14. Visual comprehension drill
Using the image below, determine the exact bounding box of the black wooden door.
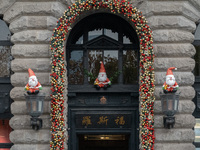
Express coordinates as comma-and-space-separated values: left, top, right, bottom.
68, 92, 139, 150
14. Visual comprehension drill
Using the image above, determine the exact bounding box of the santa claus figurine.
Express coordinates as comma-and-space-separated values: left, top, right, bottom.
25, 68, 42, 94
162, 67, 179, 94
94, 61, 111, 89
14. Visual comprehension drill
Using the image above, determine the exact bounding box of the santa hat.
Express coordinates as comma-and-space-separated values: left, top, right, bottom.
99, 61, 106, 73
28, 68, 36, 78
166, 67, 177, 76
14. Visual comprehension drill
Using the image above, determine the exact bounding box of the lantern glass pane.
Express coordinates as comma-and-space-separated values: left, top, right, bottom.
38, 101, 43, 112
27, 101, 31, 113
168, 99, 173, 111
174, 99, 178, 111
163, 100, 167, 111
32, 100, 37, 112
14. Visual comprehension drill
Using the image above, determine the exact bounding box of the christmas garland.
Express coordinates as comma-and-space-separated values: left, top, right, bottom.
50, 0, 155, 149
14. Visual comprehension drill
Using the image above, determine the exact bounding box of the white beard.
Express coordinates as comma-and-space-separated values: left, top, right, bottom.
166, 76, 175, 86
98, 73, 107, 82
166, 79, 175, 86
28, 76, 38, 88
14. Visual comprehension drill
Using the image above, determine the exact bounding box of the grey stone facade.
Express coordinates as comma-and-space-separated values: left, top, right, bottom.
0, 0, 200, 149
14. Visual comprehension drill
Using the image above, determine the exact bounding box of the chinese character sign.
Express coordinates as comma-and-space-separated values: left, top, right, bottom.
115, 116, 125, 125
82, 116, 92, 126
97, 116, 109, 125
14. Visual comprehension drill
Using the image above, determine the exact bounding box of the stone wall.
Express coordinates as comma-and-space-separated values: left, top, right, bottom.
1, 0, 67, 149
137, 0, 200, 149
0, 0, 200, 150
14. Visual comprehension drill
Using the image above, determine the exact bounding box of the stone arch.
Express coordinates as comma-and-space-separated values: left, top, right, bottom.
50, 0, 155, 149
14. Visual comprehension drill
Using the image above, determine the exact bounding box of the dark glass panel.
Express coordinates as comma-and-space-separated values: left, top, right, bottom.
0, 20, 11, 41
123, 35, 132, 44
76, 35, 83, 44
123, 50, 138, 84
69, 51, 84, 84
0, 46, 11, 77
104, 29, 118, 41
194, 46, 200, 76
88, 29, 103, 41
104, 50, 118, 84
88, 50, 103, 84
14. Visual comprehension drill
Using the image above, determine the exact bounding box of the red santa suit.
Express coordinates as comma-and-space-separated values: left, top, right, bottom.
94, 61, 111, 88
25, 68, 42, 94
162, 67, 179, 93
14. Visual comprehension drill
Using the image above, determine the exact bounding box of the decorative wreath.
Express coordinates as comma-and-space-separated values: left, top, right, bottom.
50, 0, 155, 149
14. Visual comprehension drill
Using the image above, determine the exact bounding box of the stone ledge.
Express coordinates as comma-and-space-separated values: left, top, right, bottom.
11, 72, 51, 87
11, 44, 51, 58
11, 58, 51, 72
155, 128, 195, 142
154, 114, 195, 128
155, 72, 194, 86
9, 115, 51, 129
154, 100, 195, 115
154, 143, 195, 150
155, 86, 195, 100
154, 57, 195, 72
148, 15, 196, 32
153, 29, 194, 43
153, 43, 196, 57
11, 30, 53, 44
10, 86, 52, 101
11, 144, 50, 150
11, 101, 51, 115
3, 1, 67, 23
10, 129, 50, 144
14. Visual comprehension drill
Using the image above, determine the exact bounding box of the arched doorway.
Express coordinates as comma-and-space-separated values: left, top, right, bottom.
50, 1, 155, 149
67, 13, 139, 150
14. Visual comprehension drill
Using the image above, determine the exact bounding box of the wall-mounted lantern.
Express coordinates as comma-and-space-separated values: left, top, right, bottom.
24, 68, 44, 130
25, 93, 45, 130
161, 67, 180, 129
160, 92, 180, 129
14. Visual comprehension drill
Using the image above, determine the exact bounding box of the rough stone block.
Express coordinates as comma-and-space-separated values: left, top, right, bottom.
154, 86, 195, 100
155, 129, 195, 142
3, 2, 23, 23
183, 1, 200, 22
0, 0, 16, 15
11, 30, 53, 44
154, 114, 195, 128
139, 1, 200, 22
10, 86, 52, 101
154, 143, 195, 150
11, 72, 51, 86
148, 16, 196, 32
4, 2, 67, 23
11, 58, 51, 72
11, 44, 51, 58
9, 115, 51, 129
154, 57, 195, 72
9, 16, 57, 33
11, 101, 51, 115
155, 72, 194, 86
153, 29, 194, 43
154, 100, 195, 115
153, 43, 196, 57
10, 129, 50, 144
